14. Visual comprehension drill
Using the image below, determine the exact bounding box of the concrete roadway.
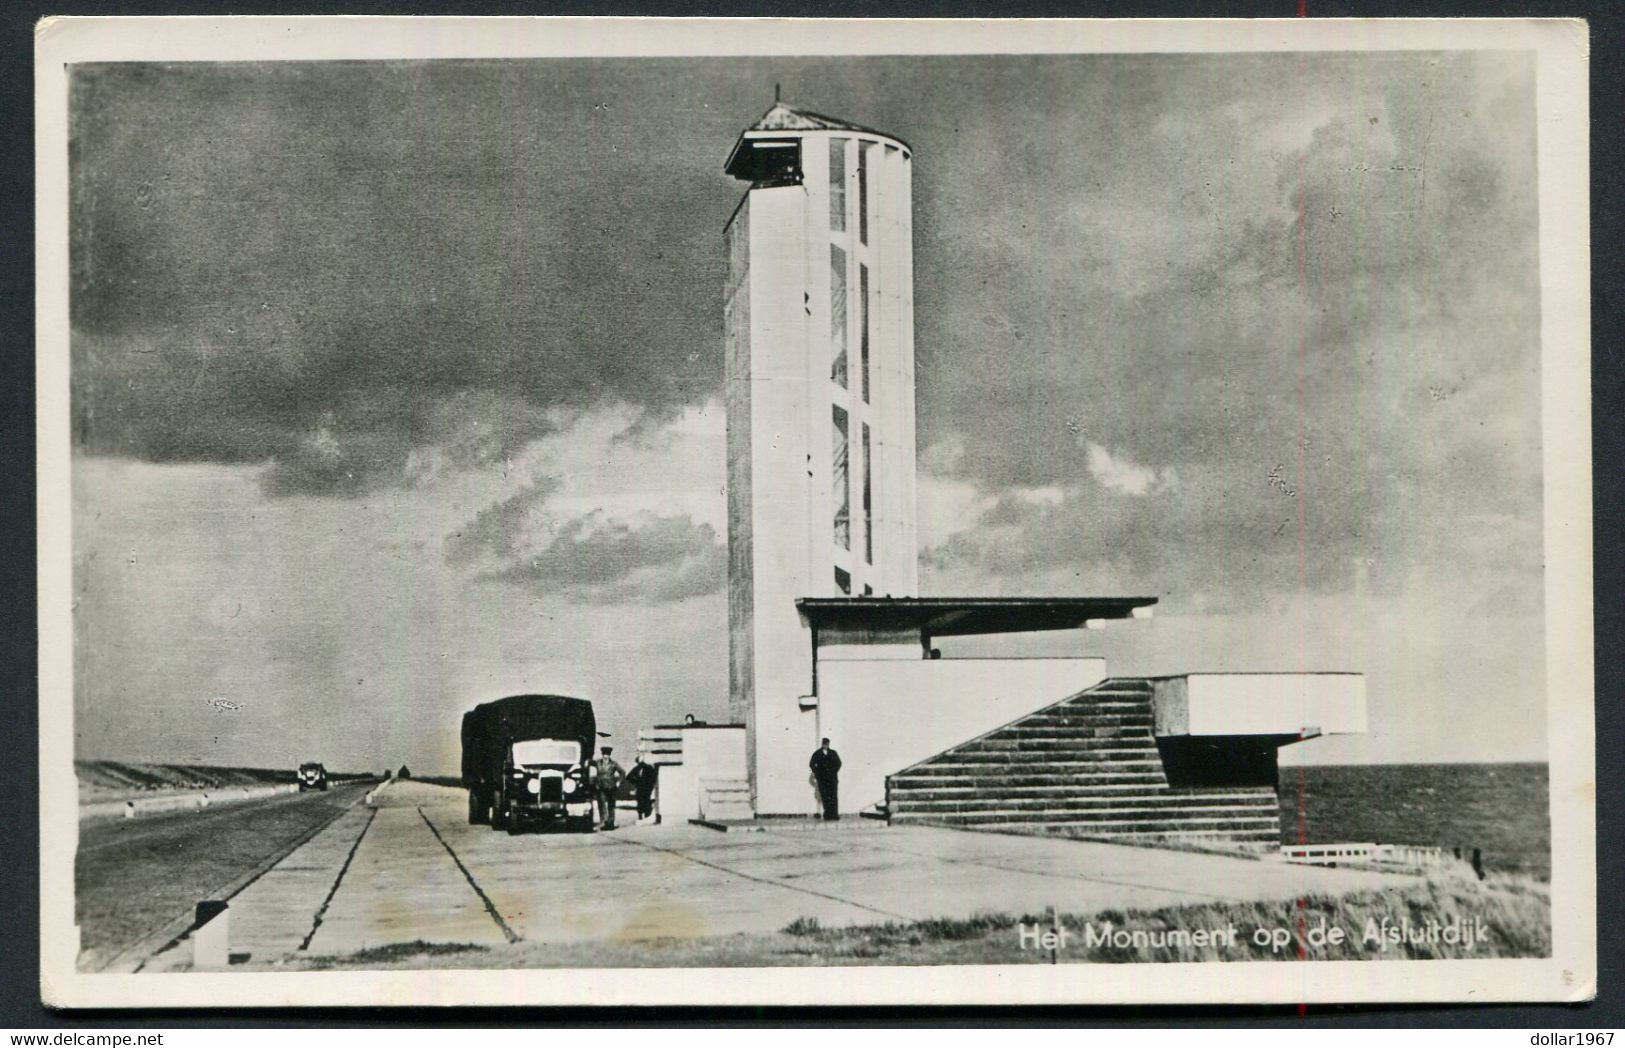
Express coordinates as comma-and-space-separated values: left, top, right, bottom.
76, 781, 372, 971
140, 781, 1410, 969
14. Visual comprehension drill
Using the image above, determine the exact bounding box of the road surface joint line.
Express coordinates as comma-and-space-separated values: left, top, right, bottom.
120, 788, 371, 974
848, 833, 1243, 903
298, 806, 378, 952
417, 806, 520, 943
604, 833, 911, 922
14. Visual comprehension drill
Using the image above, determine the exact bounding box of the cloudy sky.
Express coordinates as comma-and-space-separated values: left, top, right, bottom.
70, 52, 1544, 774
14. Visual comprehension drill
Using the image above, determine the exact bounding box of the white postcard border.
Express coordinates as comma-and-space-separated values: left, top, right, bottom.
35, 15, 1594, 1009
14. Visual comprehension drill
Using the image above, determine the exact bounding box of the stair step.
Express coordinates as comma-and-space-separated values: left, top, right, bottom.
884, 677, 1281, 848
985, 725, 1157, 737
955, 739, 1162, 754
949, 747, 1163, 762
962, 728, 1157, 742
931, 750, 1161, 764
890, 786, 1267, 802
891, 804, 1279, 821
895, 763, 1169, 776
701, 800, 755, 820
916, 750, 1170, 766
892, 805, 1278, 820
912, 764, 1168, 779
888, 789, 1278, 805
889, 791, 1278, 808
892, 783, 1191, 797
1012, 713, 1153, 725
895, 812, 1280, 830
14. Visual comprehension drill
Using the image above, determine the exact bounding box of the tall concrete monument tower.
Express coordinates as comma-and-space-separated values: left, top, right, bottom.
724, 103, 919, 813
716, 101, 1365, 827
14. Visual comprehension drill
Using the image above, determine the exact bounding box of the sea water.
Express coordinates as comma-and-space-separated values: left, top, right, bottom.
1276, 762, 1550, 880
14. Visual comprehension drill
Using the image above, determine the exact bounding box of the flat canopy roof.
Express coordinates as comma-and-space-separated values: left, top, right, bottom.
796, 596, 1158, 638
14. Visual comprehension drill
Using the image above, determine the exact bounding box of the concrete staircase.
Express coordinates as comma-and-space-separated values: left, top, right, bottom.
698, 778, 754, 822
885, 678, 1281, 847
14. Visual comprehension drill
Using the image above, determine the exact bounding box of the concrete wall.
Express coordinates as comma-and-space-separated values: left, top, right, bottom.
816, 624, 922, 661
725, 201, 754, 737
743, 184, 819, 815
1152, 673, 1367, 736
659, 726, 748, 823
815, 657, 1108, 812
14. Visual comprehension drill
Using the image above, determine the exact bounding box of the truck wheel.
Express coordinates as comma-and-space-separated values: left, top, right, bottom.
572, 816, 595, 834
506, 807, 523, 835
468, 790, 485, 825
489, 800, 505, 831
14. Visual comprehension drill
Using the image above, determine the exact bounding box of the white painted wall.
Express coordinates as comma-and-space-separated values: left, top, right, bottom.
1154, 674, 1367, 736
658, 726, 748, 822
813, 657, 1108, 812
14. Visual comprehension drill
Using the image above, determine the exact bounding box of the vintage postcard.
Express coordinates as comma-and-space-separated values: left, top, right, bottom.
35, 16, 1593, 1008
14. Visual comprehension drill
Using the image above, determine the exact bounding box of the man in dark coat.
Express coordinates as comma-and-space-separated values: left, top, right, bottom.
591, 746, 625, 829
809, 737, 842, 821
627, 755, 659, 821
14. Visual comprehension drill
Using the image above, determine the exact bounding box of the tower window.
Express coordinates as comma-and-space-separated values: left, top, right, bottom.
830, 245, 848, 388
858, 141, 873, 245
832, 406, 850, 550
862, 422, 873, 565
829, 138, 847, 232
859, 263, 870, 403
835, 567, 851, 595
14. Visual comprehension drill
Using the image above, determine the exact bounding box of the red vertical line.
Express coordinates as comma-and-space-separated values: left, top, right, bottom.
1294, 47, 1313, 967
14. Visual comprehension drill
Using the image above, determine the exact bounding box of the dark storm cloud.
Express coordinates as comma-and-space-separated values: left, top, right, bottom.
908, 51, 1542, 605
70, 60, 742, 495
481, 511, 725, 604
70, 52, 1542, 609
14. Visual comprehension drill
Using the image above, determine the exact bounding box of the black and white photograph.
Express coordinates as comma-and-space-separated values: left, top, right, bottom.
34, 17, 1594, 1008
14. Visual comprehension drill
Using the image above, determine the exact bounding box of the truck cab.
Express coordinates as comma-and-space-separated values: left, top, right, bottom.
497, 738, 594, 834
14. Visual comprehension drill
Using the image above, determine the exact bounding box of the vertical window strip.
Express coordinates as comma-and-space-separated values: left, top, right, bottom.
859, 264, 870, 403
832, 406, 850, 550
858, 141, 871, 244
862, 423, 873, 565
829, 138, 847, 232
830, 245, 848, 387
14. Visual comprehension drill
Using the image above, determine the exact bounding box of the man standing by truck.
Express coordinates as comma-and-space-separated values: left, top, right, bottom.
591, 746, 625, 830
627, 755, 659, 822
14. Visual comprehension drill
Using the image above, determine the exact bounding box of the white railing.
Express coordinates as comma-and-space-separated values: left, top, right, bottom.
1279, 842, 1455, 870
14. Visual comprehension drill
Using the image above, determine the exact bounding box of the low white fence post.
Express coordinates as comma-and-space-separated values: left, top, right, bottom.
192, 900, 230, 970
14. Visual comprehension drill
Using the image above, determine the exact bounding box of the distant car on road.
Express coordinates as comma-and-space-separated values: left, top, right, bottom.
297, 762, 329, 791
462, 694, 597, 834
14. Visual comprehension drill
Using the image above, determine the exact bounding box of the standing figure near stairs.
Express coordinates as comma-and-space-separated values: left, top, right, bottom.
809, 738, 842, 821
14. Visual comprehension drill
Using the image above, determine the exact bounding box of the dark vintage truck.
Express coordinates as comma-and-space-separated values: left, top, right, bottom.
461, 694, 597, 834
297, 762, 329, 791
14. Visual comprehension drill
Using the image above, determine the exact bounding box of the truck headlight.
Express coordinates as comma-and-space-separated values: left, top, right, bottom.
563, 778, 578, 796
525, 778, 541, 795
